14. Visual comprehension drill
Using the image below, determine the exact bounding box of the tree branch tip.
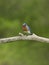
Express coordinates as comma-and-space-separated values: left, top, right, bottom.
19, 33, 24, 36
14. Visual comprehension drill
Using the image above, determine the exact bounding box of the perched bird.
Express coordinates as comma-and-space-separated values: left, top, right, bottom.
22, 23, 32, 35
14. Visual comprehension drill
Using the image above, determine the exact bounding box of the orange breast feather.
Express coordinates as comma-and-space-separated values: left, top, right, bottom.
22, 26, 27, 31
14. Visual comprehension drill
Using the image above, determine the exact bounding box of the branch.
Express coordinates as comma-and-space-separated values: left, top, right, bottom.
0, 33, 49, 43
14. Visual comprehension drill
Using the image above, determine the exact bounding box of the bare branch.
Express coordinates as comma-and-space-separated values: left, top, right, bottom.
0, 33, 49, 43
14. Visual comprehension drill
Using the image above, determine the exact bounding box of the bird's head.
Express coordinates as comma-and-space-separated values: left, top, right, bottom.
23, 23, 26, 27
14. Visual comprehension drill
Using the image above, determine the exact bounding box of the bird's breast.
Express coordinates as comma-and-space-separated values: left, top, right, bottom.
22, 27, 27, 31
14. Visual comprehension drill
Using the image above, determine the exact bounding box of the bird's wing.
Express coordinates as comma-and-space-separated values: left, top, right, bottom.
26, 25, 30, 31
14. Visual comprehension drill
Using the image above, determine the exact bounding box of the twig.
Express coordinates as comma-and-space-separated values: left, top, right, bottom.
0, 33, 49, 43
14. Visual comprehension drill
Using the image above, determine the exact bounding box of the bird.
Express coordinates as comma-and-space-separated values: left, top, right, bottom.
22, 23, 32, 35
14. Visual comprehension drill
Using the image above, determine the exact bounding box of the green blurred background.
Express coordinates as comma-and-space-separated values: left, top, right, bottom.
0, 0, 49, 65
